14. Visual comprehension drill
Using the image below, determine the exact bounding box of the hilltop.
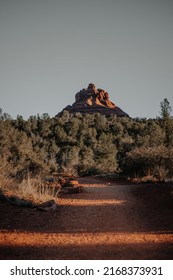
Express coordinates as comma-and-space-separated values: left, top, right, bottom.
58, 83, 129, 117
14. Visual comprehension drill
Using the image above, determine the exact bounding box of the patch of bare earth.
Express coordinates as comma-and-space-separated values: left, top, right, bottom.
0, 177, 173, 259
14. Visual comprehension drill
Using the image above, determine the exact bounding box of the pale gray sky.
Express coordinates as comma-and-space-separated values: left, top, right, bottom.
0, 0, 173, 119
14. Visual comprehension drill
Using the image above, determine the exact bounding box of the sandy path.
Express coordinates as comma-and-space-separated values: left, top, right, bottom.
0, 178, 173, 259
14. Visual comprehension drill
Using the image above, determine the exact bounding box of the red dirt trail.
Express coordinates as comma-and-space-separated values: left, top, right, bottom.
0, 177, 173, 259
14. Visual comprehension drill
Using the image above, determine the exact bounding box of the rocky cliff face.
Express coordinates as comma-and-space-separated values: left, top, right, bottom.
58, 83, 129, 117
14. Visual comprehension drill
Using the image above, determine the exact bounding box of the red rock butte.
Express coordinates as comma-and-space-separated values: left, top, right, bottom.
58, 83, 129, 117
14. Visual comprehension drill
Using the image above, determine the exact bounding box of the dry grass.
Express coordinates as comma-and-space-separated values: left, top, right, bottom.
0, 175, 61, 205
16, 177, 61, 203
0, 159, 14, 190
0, 174, 14, 190
128, 166, 169, 184
128, 175, 158, 184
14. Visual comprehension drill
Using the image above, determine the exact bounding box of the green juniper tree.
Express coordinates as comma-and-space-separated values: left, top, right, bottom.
160, 98, 173, 147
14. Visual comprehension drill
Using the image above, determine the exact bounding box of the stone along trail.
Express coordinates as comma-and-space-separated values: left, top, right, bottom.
0, 178, 173, 259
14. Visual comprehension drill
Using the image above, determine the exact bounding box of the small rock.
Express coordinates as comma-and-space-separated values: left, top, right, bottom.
37, 200, 57, 212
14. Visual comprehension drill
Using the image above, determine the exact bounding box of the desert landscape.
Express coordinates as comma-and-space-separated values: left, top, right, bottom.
1, 0, 173, 267
0, 85, 173, 260
0, 177, 173, 260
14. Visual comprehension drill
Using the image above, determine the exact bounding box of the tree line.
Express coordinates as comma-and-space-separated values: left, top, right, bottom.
0, 99, 173, 181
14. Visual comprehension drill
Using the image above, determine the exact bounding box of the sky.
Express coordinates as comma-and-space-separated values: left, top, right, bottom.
0, 0, 173, 119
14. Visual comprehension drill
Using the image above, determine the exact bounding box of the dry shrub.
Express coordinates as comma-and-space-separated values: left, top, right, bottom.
0, 156, 61, 204
0, 158, 14, 190
154, 166, 169, 182
16, 177, 61, 204
0, 173, 61, 204
125, 145, 172, 180
0, 174, 14, 190
128, 175, 158, 184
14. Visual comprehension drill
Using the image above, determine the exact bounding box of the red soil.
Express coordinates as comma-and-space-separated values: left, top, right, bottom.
0, 177, 173, 260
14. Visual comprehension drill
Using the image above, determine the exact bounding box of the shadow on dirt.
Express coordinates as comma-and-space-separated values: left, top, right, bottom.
0, 181, 173, 260
0, 242, 173, 260
0, 183, 173, 234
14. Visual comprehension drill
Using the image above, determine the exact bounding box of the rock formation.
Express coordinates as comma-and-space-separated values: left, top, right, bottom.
58, 83, 129, 117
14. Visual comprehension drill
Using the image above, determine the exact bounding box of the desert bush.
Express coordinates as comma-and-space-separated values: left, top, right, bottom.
125, 145, 171, 180
153, 166, 169, 181
0, 174, 61, 204
0, 174, 14, 190
0, 157, 14, 190
128, 175, 158, 184
16, 176, 61, 203
1, 105, 172, 179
